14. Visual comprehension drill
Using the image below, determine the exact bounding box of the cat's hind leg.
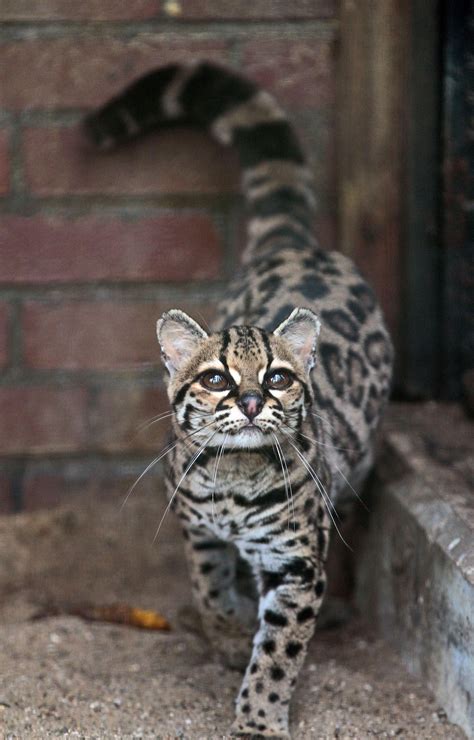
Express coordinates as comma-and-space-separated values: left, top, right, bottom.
183, 525, 258, 668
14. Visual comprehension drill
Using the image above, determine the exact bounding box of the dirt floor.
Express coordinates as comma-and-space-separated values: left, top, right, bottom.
0, 492, 466, 739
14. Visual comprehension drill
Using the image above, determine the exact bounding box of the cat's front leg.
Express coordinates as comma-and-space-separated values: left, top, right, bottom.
230, 548, 326, 739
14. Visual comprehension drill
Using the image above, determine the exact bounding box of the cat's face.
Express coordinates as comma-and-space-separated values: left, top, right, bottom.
156, 308, 320, 450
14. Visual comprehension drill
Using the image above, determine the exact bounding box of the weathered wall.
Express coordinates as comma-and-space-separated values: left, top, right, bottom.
0, 1, 338, 511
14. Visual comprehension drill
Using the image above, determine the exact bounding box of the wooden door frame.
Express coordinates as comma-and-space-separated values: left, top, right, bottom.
337, 0, 441, 398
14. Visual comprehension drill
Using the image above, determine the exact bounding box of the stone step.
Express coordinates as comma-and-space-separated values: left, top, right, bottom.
357, 403, 474, 738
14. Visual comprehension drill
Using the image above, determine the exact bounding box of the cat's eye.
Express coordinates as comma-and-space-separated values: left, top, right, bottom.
200, 370, 231, 392
264, 369, 293, 390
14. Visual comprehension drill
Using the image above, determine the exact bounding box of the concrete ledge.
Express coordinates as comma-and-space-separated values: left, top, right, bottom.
357, 403, 474, 737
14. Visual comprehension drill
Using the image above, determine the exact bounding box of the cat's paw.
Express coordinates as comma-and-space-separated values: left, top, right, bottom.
214, 634, 253, 671
230, 720, 291, 739
177, 604, 206, 636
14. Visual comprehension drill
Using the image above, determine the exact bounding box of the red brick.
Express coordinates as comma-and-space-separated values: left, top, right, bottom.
22, 468, 160, 511
0, 214, 223, 284
0, 0, 160, 21
24, 127, 239, 196
0, 38, 226, 110
242, 38, 335, 109
23, 475, 74, 511
91, 385, 170, 453
163, 0, 336, 19
23, 300, 216, 371
0, 474, 13, 514
0, 388, 88, 454
0, 303, 9, 368
0, 130, 10, 195
22, 472, 124, 511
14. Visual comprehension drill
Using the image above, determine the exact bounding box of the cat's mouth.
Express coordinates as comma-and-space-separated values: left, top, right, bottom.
228, 425, 263, 438
227, 425, 267, 449
209, 421, 276, 449
237, 420, 269, 435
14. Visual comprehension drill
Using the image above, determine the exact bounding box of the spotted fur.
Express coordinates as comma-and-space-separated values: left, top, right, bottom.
84, 62, 393, 739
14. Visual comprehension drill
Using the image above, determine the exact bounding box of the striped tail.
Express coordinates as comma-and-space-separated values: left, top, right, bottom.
83, 61, 316, 261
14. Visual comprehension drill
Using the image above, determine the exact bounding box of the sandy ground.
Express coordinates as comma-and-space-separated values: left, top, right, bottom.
0, 492, 466, 739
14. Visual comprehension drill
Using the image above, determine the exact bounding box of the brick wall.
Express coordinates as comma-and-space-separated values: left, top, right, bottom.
0, 1, 338, 512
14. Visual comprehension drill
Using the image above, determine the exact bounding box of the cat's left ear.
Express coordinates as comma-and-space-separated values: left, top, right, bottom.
274, 307, 321, 372
156, 309, 208, 377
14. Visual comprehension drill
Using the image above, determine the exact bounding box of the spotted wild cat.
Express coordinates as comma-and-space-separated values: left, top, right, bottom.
83, 62, 393, 739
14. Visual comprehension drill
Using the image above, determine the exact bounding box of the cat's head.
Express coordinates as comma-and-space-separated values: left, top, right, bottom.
156, 308, 320, 449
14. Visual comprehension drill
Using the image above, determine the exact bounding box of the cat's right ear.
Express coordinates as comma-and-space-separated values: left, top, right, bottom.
274, 307, 321, 372
156, 309, 208, 377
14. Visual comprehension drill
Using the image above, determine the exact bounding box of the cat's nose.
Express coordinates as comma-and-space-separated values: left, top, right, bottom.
237, 391, 264, 421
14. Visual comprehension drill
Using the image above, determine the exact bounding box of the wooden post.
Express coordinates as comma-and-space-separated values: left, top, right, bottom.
338, 0, 441, 397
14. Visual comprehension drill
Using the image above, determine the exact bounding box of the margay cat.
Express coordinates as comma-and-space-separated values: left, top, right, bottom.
84, 62, 393, 739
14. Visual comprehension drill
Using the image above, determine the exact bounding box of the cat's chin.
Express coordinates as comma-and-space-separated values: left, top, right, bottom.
212, 427, 270, 450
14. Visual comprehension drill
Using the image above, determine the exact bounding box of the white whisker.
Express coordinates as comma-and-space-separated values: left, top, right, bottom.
281, 431, 352, 551
120, 441, 178, 512
122, 420, 217, 510
137, 408, 213, 434
152, 429, 219, 543
283, 424, 367, 510
136, 410, 175, 433
281, 429, 338, 520
283, 423, 355, 454
271, 435, 290, 530
310, 410, 336, 432
211, 433, 228, 525
271, 432, 295, 531
332, 460, 369, 512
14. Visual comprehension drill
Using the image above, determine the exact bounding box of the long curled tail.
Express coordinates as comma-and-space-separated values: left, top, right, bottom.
83, 61, 316, 261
